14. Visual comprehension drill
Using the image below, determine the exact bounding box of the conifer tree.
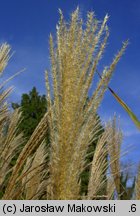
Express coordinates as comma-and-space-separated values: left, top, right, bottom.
12, 87, 47, 138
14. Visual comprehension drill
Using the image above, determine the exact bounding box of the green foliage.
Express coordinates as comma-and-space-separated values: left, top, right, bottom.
12, 87, 47, 138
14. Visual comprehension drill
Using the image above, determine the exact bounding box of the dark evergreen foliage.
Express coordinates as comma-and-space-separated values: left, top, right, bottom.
12, 87, 47, 138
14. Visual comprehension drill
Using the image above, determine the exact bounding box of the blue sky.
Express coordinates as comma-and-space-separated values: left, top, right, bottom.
1, 0, 140, 167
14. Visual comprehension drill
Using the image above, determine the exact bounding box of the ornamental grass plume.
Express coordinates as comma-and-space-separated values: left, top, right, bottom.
0, 44, 24, 197
45, 8, 128, 199
107, 116, 122, 198
22, 141, 48, 200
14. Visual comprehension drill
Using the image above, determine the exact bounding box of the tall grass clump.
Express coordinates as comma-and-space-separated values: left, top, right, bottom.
1, 8, 139, 200
0, 44, 49, 199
